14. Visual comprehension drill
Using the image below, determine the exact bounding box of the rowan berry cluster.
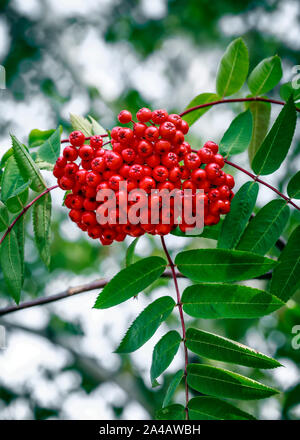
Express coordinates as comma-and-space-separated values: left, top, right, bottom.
53, 108, 235, 245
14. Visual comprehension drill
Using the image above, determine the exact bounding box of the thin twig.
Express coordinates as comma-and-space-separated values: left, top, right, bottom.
161, 236, 189, 420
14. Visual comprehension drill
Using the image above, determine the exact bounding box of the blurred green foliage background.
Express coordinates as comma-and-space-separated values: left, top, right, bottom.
0, 0, 299, 420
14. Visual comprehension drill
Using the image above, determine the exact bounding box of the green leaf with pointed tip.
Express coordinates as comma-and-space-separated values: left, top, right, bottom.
0, 201, 9, 231
0, 230, 22, 304
219, 110, 253, 157
88, 115, 107, 136
188, 397, 256, 420
150, 331, 181, 386
182, 283, 284, 319
94, 256, 167, 309
248, 56, 282, 96
70, 114, 93, 136
29, 128, 56, 148
280, 82, 300, 102
156, 404, 185, 420
186, 328, 281, 369
32, 192, 52, 268
247, 100, 271, 164
287, 171, 300, 199
1, 156, 30, 213
38, 127, 61, 165
125, 237, 140, 267
218, 181, 259, 249
187, 364, 279, 400
270, 225, 300, 302
237, 200, 290, 255
175, 249, 276, 282
182, 93, 219, 126
115, 296, 175, 353
252, 97, 296, 175
11, 135, 46, 192
163, 369, 184, 408
0, 148, 13, 168
216, 38, 249, 97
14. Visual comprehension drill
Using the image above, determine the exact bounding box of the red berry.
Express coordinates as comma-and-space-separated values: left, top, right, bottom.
118, 110, 132, 124
86, 171, 101, 187
122, 148, 136, 163
154, 139, 171, 154
90, 135, 104, 149
59, 176, 75, 190
159, 121, 176, 139
108, 174, 123, 191
75, 170, 87, 184
152, 166, 168, 182
198, 147, 214, 164
167, 114, 182, 128
191, 169, 206, 185
161, 152, 178, 168
168, 166, 182, 182
69, 131, 85, 147
225, 174, 235, 189
214, 154, 225, 168
56, 156, 67, 168
69, 209, 82, 223
136, 107, 152, 123
139, 176, 156, 193
91, 157, 106, 173
63, 146, 78, 161
179, 120, 189, 135
53, 165, 64, 178
219, 185, 230, 200
184, 152, 201, 170
129, 164, 144, 180
137, 140, 153, 157
146, 154, 161, 168
203, 141, 218, 154
152, 109, 168, 124
82, 211, 97, 227
205, 163, 221, 181
173, 130, 184, 145
79, 145, 94, 160
64, 163, 79, 177
133, 122, 147, 138
145, 126, 159, 142
105, 151, 123, 170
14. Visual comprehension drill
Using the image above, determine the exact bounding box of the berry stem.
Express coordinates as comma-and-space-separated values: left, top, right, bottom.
179, 96, 300, 117
160, 236, 189, 420
0, 185, 59, 246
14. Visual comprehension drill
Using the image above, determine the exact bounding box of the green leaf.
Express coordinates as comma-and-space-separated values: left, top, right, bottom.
32, 192, 52, 267
188, 396, 256, 420
0, 229, 22, 303
218, 182, 259, 249
115, 296, 175, 353
270, 225, 300, 302
29, 128, 56, 148
1, 156, 30, 213
186, 328, 281, 369
16, 214, 25, 285
187, 364, 279, 400
248, 56, 282, 96
280, 82, 300, 102
219, 110, 253, 157
94, 256, 167, 309
182, 93, 219, 126
182, 283, 284, 319
0, 148, 13, 168
163, 369, 184, 408
171, 222, 222, 240
247, 100, 271, 164
11, 135, 46, 192
70, 114, 93, 136
38, 127, 61, 165
287, 171, 300, 199
125, 237, 140, 267
88, 116, 107, 136
0, 201, 9, 231
237, 200, 290, 255
252, 97, 296, 175
150, 331, 181, 386
216, 38, 249, 97
175, 249, 276, 282
156, 404, 185, 420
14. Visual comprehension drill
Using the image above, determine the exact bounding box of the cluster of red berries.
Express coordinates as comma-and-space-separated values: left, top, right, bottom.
53, 108, 235, 245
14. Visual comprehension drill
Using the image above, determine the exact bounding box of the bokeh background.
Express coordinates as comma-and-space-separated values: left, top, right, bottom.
0, 0, 300, 420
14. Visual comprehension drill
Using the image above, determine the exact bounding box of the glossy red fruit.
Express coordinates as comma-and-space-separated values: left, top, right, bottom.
122, 148, 136, 163
139, 176, 156, 193
184, 152, 201, 170
152, 109, 168, 124
133, 122, 147, 138
128, 164, 144, 180
161, 152, 178, 169
136, 107, 152, 122
203, 141, 218, 154
105, 151, 123, 170
79, 145, 94, 160
152, 166, 168, 182
118, 110, 132, 124
198, 147, 214, 164
59, 176, 75, 190
63, 146, 78, 161
205, 163, 221, 181
69, 131, 85, 147
225, 173, 235, 189
90, 135, 104, 149
137, 140, 153, 157
191, 169, 206, 185
214, 153, 225, 168
159, 121, 176, 139
86, 171, 101, 187
145, 126, 159, 142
